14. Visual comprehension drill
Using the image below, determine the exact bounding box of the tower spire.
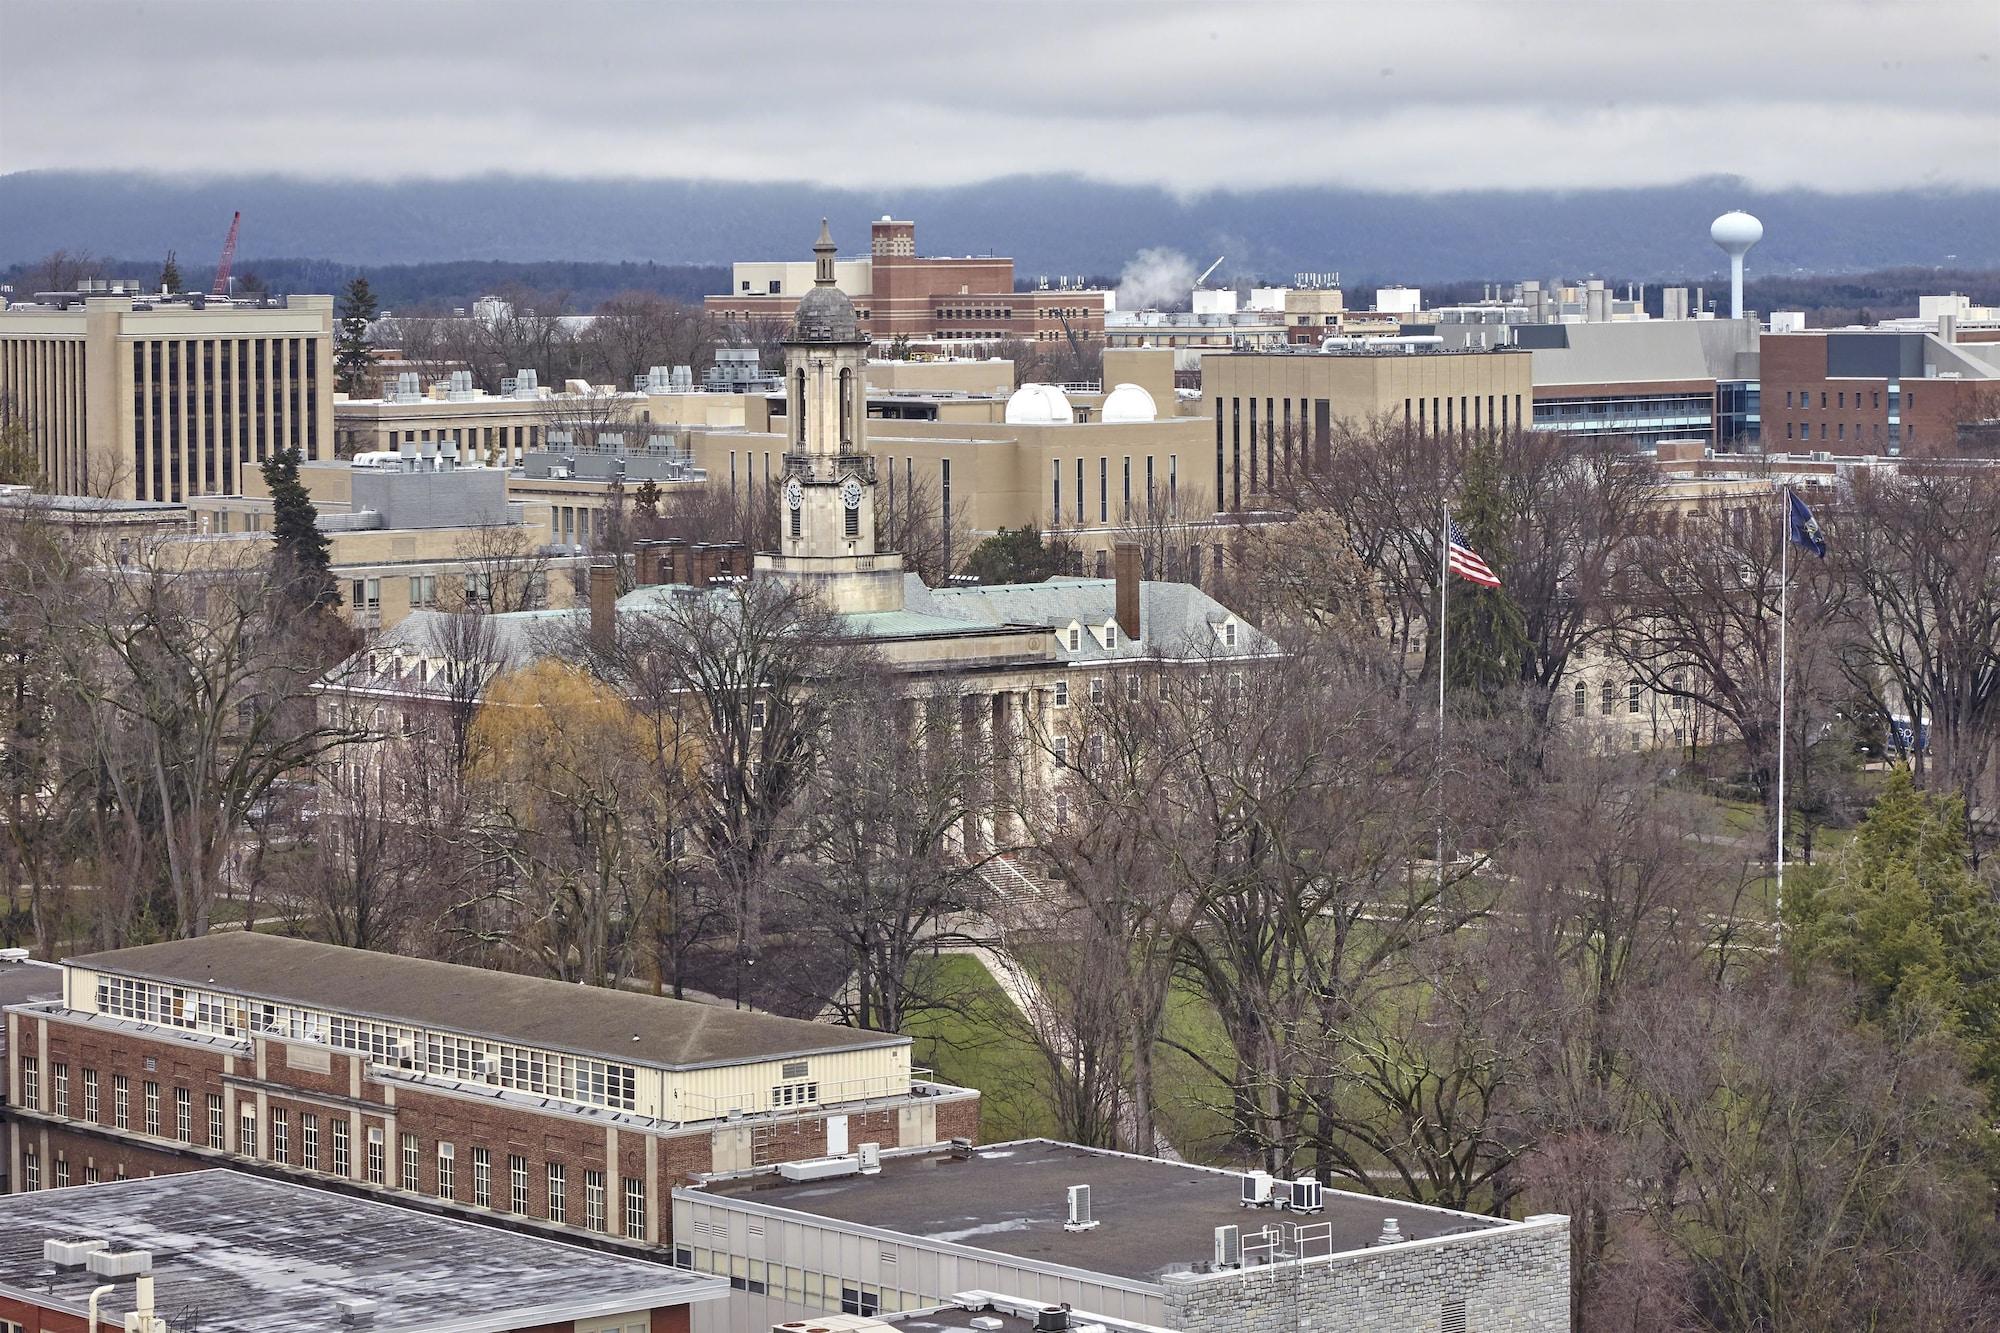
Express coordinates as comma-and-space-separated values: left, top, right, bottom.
814, 218, 836, 287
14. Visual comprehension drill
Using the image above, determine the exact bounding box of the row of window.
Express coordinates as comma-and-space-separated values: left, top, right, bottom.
677, 1246, 893, 1317
92, 974, 640, 1110
24, 1056, 200, 1143
1049, 454, 1181, 527
1569, 677, 1693, 718
1784, 420, 1890, 445
1783, 388, 1886, 411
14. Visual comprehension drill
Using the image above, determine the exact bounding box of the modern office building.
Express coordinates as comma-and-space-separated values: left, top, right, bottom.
1519, 317, 1763, 452
675, 1138, 1569, 1333
0, 1169, 726, 1333
706, 219, 1106, 350
3, 933, 979, 1262
0, 286, 334, 501
1761, 327, 2000, 455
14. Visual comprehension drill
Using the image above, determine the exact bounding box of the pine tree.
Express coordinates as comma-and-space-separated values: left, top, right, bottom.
159, 251, 182, 295
334, 277, 379, 396
261, 448, 337, 610
1443, 443, 1528, 702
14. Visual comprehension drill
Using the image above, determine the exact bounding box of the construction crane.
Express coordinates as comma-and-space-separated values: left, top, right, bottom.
1196, 255, 1226, 287
210, 211, 241, 296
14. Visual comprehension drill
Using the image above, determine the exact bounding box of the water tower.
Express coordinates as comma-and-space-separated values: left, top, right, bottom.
1710, 211, 1763, 320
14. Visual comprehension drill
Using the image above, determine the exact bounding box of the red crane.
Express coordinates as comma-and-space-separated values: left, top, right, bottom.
210, 211, 241, 296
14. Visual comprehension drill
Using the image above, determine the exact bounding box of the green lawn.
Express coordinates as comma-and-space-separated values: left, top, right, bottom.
902, 953, 1062, 1141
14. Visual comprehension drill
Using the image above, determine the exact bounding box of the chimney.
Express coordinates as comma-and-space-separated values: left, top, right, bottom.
662, 538, 692, 586
691, 544, 718, 587
1114, 542, 1141, 642
632, 541, 661, 586
589, 562, 617, 649
1939, 313, 1958, 344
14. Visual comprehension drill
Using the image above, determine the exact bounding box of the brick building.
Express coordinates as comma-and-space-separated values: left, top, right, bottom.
705, 219, 1106, 350
1761, 329, 2000, 455
3, 934, 978, 1262
0, 1168, 726, 1333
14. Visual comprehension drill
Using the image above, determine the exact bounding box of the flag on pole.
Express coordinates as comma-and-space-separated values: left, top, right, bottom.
1446, 519, 1502, 588
1787, 491, 1826, 558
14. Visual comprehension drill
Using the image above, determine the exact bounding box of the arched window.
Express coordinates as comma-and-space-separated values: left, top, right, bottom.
839, 367, 854, 451
1572, 680, 1586, 717
794, 369, 806, 446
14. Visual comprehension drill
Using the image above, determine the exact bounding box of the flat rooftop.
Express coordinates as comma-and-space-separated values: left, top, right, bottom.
0, 1169, 724, 1333
65, 933, 904, 1071
695, 1140, 1504, 1285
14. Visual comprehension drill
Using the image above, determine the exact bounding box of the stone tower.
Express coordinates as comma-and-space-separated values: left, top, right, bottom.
754, 221, 907, 613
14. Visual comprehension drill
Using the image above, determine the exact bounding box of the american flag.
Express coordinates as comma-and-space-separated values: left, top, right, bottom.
1447, 519, 1501, 588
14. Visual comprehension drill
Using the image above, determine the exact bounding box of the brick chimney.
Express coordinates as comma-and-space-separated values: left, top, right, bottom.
589, 562, 617, 649
662, 538, 692, 586
632, 541, 663, 587
1114, 541, 1141, 642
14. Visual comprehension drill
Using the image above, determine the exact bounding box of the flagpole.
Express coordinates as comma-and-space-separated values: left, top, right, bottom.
1437, 497, 1448, 890
1776, 486, 1789, 944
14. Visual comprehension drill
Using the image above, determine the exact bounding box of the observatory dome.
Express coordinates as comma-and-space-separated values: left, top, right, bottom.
1100, 382, 1157, 423
1710, 211, 1764, 254
1004, 383, 1075, 425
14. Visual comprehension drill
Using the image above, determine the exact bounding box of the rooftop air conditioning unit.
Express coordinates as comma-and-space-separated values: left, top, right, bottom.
1064, 1183, 1098, 1232
1288, 1176, 1323, 1213
86, 1248, 152, 1278
858, 1142, 882, 1174
1240, 1170, 1276, 1207
1213, 1223, 1242, 1268
43, 1239, 108, 1267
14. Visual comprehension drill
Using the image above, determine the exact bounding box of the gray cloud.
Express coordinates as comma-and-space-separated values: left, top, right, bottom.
3, 0, 1995, 192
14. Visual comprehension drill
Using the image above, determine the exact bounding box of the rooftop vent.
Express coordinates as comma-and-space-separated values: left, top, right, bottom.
1287, 1176, 1323, 1214
336, 1296, 377, 1326
1036, 1309, 1069, 1333
1213, 1223, 1242, 1269
971, 1320, 1006, 1332
42, 1238, 107, 1267
1375, 1217, 1404, 1247
1064, 1183, 1097, 1232
86, 1248, 152, 1278
777, 1155, 860, 1183
1240, 1170, 1276, 1206
858, 1142, 882, 1174
0, 947, 30, 963
949, 1137, 974, 1160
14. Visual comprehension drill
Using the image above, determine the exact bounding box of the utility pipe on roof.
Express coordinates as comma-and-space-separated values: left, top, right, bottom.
89, 1283, 114, 1333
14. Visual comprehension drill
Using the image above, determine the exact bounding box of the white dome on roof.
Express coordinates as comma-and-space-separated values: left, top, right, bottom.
1005, 383, 1075, 425
1101, 382, 1157, 423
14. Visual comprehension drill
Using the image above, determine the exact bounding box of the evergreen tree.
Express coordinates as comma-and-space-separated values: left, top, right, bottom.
261, 447, 338, 610
334, 277, 379, 396
1442, 444, 1528, 702
962, 525, 1079, 585
1787, 771, 2000, 1107
159, 251, 182, 295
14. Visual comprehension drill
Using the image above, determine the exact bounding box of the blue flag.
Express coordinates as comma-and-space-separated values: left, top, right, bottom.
1788, 491, 1826, 559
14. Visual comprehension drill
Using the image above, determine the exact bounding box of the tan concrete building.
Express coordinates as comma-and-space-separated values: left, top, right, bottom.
1201, 347, 1534, 509
166, 453, 582, 631
0, 288, 334, 501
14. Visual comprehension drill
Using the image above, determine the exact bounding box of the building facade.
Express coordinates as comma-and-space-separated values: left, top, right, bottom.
1761, 328, 2000, 455
3, 934, 979, 1262
706, 219, 1106, 350
1200, 347, 1535, 510
0, 290, 334, 501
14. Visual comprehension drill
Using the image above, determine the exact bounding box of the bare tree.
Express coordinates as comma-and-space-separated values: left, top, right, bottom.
450, 525, 550, 613
576, 293, 722, 388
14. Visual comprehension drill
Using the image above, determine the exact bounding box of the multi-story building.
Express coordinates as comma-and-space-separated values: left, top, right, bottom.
1761, 327, 2000, 455
3, 933, 979, 1262
163, 450, 585, 630
706, 219, 1106, 350
675, 1138, 1569, 1333
1518, 317, 1763, 452
1200, 346, 1535, 510
0, 1169, 726, 1333
0, 285, 334, 501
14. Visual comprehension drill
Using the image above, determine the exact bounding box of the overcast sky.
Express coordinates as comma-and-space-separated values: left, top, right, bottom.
3, 0, 1995, 194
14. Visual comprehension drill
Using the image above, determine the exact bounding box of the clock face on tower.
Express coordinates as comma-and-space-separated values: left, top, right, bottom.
839, 476, 864, 510
784, 477, 803, 511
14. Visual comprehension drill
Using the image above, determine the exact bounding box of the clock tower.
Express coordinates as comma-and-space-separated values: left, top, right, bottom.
754, 221, 907, 613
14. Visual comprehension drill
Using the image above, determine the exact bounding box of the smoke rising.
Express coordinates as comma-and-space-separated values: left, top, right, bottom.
1116, 247, 1196, 311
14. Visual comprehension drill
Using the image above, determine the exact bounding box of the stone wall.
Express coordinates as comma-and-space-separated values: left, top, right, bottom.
1161, 1216, 1569, 1333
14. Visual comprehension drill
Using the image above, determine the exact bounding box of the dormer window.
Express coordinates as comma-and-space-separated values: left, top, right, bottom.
1066, 624, 1082, 652
1223, 621, 1238, 649
1102, 620, 1119, 649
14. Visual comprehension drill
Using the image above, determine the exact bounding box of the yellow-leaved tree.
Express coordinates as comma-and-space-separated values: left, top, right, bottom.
468, 660, 667, 987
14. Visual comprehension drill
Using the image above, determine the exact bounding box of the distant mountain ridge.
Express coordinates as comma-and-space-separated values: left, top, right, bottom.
4, 171, 1997, 283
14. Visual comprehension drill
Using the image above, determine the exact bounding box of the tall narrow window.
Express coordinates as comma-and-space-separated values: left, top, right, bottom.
301, 1112, 319, 1169
144, 1081, 160, 1136
510, 1155, 530, 1214
473, 1147, 491, 1207
52, 1063, 67, 1117
839, 367, 853, 451
585, 1170, 607, 1232
547, 1162, 567, 1223
401, 1133, 419, 1190
241, 1106, 258, 1158
332, 1119, 351, 1176
366, 1128, 384, 1185
271, 1108, 290, 1163
205, 1093, 222, 1147
794, 370, 806, 445
437, 1143, 456, 1199
624, 1177, 646, 1238
83, 1070, 99, 1123
174, 1087, 191, 1142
